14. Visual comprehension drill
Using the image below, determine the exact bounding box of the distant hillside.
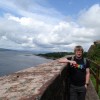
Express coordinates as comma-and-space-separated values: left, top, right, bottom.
0, 48, 14, 51
0, 48, 25, 53
88, 40, 100, 64
0, 48, 31, 54
37, 52, 74, 60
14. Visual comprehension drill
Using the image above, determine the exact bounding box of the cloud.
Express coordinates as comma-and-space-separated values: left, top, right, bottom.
0, 1, 100, 52
79, 4, 100, 28
78, 4, 100, 41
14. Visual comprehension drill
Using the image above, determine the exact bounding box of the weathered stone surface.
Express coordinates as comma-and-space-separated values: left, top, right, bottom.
0, 60, 67, 100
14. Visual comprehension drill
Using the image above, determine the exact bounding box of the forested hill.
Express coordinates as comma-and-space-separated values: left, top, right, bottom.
36, 52, 74, 60
0, 48, 14, 51
87, 40, 100, 64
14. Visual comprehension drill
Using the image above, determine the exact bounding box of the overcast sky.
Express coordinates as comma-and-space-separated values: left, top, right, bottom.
0, 0, 100, 52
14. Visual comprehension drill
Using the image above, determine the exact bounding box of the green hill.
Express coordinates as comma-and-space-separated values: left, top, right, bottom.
87, 41, 100, 64
36, 52, 74, 60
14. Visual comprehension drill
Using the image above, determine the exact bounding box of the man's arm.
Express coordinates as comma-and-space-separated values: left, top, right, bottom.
58, 58, 69, 63
58, 58, 76, 65
85, 68, 90, 88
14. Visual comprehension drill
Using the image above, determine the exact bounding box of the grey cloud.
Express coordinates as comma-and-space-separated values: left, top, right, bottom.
13, 0, 33, 8
50, 41, 71, 46
33, 39, 54, 48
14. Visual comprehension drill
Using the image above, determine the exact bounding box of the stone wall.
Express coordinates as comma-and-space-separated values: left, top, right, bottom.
40, 65, 69, 100
0, 60, 69, 100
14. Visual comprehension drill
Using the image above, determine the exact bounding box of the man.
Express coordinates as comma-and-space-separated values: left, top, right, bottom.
59, 45, 90, 100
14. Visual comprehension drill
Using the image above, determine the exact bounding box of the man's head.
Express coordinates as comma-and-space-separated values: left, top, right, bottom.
74, 45, 84, 58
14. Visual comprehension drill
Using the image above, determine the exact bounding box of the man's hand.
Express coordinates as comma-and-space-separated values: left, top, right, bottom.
85, 84, 88, 89
69, 61, 77, 65
58, 58, 77, 65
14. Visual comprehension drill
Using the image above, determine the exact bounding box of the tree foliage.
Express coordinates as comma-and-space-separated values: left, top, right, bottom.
88, 44, 100, 64
36, 52, 74, 59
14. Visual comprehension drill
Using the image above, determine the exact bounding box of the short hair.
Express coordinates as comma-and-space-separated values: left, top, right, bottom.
74, 45, 84, 53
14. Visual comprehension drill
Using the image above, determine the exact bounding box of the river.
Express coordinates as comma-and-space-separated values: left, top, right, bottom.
0, 51, 52, 76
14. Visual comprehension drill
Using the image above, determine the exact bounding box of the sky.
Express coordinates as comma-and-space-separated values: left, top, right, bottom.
0, 0, 100, 53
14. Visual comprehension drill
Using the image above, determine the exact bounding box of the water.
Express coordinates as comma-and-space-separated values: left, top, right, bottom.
0, 51, 52, 76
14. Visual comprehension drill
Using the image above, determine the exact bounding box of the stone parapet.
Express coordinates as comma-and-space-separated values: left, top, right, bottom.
0, 60, 68, 100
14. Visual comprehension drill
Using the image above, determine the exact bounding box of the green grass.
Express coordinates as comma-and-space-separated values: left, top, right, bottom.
88, 43, 100, 97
